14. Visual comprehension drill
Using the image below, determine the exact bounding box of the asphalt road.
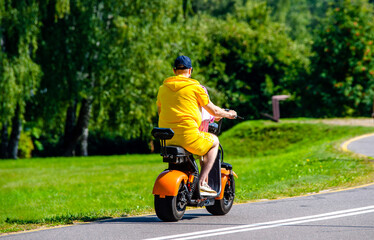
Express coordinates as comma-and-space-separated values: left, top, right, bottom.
2, 134, 374, 240
2, 184, 374, 240
347, 134, 374, 158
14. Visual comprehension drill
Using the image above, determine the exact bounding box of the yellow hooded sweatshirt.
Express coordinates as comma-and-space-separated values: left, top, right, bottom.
157, 75, 209, 135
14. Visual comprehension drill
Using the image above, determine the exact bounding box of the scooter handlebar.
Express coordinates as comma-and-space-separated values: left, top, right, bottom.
224, 109, 244, 120
209, 109, 244, 135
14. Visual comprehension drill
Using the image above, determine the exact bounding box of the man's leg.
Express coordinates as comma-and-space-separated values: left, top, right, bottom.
199, 134, 219, 186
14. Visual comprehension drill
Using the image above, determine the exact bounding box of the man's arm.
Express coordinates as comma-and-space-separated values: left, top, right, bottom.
203, 101, 237, 119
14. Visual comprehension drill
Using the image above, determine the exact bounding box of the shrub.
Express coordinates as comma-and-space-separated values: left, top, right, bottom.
305, 0, 374, 117
18, 132, 34, 159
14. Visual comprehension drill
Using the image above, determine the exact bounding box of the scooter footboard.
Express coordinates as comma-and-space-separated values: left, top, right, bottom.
207, 150, 222, 195
153, 170, 188, 197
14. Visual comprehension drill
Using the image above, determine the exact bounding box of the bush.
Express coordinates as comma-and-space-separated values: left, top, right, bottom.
18, 132, 34, 159
304, 0, 374, 117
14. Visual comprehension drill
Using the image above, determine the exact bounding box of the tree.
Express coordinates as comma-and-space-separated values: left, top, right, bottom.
193, 1, 311, 119
0, 0, 41, 159
267, 0, 313, 43
36, 0, 185, 156
37, 0, 127, 156
304, 0, 374, 117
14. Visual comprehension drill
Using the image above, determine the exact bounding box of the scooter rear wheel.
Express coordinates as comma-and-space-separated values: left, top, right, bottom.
206, 177, 235, 215
154, 182, 187, 221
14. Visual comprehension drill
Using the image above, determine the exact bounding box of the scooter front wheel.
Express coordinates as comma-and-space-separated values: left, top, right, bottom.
154, 182, 187, 221
206, 177, 235, 215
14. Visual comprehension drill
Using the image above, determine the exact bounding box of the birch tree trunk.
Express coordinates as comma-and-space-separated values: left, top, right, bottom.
62, 98, 92, 156
8, 106, 22, 159
79, 128, 89, 156
0, 122, 9, 159
63, 103, 77, 156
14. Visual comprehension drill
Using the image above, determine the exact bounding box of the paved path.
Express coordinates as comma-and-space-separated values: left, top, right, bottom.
2, 184, 374, 240
346, 134, 374, 158
285, 118, 374, 127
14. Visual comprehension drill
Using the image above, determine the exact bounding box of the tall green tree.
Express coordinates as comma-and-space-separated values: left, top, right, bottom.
304, 0, 374, 116
37, 0, 124, 156
88, 0, 184, 142
193, 1, 311, 119
267, 0, 313, 43
0, 0, 41, 159
36, 0, 185, 156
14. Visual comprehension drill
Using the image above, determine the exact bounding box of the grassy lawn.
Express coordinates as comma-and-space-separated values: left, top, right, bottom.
221, 120, 374, 199
1, 120, 374, 233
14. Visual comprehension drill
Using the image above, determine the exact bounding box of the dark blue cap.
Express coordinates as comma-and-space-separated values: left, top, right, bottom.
174, 55, 192, 69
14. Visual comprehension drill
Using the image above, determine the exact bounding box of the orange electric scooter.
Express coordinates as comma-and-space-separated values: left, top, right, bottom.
151, 117, 238, 221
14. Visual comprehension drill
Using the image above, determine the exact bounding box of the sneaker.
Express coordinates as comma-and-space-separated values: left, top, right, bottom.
200, 182, 217, 196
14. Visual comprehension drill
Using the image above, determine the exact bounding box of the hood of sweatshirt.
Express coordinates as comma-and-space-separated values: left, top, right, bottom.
162, 75, 200, 92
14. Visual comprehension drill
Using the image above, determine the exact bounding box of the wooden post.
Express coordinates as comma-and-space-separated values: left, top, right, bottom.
271, 95, 290, 122
261, 95, 290, 122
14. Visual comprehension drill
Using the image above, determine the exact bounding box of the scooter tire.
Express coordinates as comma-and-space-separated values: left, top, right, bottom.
206, 177, 235, 215
154, 183, 187, 222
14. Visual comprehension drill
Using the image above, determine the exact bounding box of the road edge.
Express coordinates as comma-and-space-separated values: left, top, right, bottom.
341, 132, 374, 157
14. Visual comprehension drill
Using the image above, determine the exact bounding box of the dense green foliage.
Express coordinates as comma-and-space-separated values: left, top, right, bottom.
0, 0, 41, 121
1, 121, 373, 233
0, 0, 42, 159
1, 0, 374, 157
305, 0, 374, 116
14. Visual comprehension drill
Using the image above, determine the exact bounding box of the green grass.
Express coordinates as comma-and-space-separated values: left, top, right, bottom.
221, 120, 374, 199
1, 120, 374, 233
0, 154, 164, 233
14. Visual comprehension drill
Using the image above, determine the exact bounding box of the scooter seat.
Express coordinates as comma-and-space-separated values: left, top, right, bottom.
152, 127, 174, 140
221, 162, 232, 170
165, 146, 192, 157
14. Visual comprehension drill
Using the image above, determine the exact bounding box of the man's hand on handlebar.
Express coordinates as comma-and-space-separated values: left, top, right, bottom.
203, 102, 241, 120
226, 110, 237, 119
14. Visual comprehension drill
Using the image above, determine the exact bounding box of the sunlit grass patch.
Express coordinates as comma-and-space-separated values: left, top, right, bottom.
221, 121, 374, 200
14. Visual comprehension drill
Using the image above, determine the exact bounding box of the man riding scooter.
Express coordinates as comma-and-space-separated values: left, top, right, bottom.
156, 55, 237, 196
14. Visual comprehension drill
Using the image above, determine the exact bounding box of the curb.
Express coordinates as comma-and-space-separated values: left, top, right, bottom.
341, 133, 374, 158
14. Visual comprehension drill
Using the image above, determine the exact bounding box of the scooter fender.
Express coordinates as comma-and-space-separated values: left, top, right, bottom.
216, 169, 229, 200
216, 168, 238, 200
152, 170, 188, 197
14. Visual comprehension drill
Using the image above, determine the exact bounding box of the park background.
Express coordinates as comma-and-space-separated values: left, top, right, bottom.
2, 0, 374, 234
1, 0, 374, 159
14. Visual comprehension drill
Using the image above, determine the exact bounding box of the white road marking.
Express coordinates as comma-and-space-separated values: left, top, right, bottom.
144, 205, 374, 240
